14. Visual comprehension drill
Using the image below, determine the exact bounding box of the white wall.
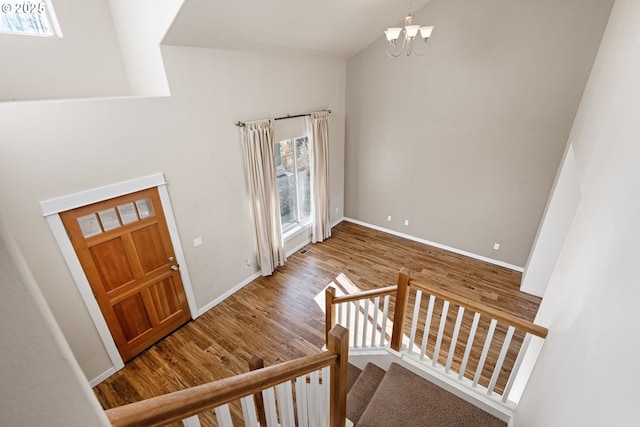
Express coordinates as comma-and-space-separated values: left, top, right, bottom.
0, 0, 129, 100
515, 0, 640, 424
0, 45, 346, 382
0, 222, 110, 426
520, 144, 581, 297
108, 0, 184, 96
345, 0, 613, 268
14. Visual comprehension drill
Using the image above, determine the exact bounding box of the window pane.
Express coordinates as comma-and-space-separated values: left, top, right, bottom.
117, 203, 139, 225
77, 214, 102, 238
0, 3, 52, 35
276, 140, 298, 229
135, 198, 154, 218
98, 208, 121, 231
296, 137, 311, 221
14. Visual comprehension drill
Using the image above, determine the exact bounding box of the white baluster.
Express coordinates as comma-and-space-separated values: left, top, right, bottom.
432, 300, 450, 367
320, 366, 330, 427
445, 306, 465, 373
181, 415, 201, 427
371, 296, 380, 347
353, 300, 360, 348
380, 295, 390, 347
408, 290, 422, 353
240, 396, 260, 427
459, 312, 481, 381
275, 382, 296, 427
262, 387, 279, 427
487, 325, 515, 396
473, 318, 498, 388
214, 405, 233, 427
362, 299, 370, 347
501, 333, 532, 403
295, 376, 309, 427
420, 295, 436, 360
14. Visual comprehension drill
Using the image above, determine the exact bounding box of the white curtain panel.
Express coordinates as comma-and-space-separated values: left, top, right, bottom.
241, 119, 286, 276
306, 111, 332, 243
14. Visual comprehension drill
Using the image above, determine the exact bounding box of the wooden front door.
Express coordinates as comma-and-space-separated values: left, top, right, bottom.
60, 188, 191, 362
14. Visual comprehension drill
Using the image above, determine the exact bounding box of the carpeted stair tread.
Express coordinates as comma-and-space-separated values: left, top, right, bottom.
356, 363, 506, 427
347, 363, 386, 425
347, 363, 363, 393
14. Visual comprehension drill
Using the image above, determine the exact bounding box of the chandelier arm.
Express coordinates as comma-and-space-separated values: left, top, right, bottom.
414, 39, 432, 56
386, 36, 406, 58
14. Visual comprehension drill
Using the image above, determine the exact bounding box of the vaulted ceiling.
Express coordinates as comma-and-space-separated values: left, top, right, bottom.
163, 0, 432, 59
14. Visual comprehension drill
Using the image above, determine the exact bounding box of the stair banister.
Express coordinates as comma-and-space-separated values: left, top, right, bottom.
325, 285, 397, 345
105, 325, 350, 427
405, 272, 548, 339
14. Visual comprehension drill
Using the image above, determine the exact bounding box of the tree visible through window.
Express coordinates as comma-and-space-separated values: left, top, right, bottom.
0, 1, 58, 36
275, 136, 311, 232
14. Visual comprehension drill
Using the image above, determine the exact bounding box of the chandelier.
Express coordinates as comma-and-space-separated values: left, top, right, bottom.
384, 0, 434, 57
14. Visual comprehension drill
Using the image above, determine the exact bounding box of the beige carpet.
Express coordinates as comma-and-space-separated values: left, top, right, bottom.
353, 363, 506, 427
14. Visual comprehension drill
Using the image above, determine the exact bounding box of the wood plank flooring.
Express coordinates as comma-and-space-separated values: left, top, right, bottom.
94, 221, 541, 425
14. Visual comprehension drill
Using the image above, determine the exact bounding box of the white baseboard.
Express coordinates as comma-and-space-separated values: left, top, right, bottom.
197, 272, 262, 317
89, 366, 117, 387
518, 285, 545, 298
342, 217, 524, 273
287, 237, 312, 257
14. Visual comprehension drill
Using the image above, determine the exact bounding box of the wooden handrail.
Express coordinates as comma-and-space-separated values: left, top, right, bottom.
331, 285, 398, 304
106, 349, 339, 427
409, 277, 548, 338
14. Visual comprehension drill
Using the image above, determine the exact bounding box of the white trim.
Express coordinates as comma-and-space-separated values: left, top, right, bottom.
39, 173, 199, 381
157, 184, 199, 318
518, 285, 545, 298
45, 214, 125, 372
89, 367, 118, 387
40, 173, 167, 216
342, 218, 524, 272
287, 236, 312, 258
197, 272, 261, 316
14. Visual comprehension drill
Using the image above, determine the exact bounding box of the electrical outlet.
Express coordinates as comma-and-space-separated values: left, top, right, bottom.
244, 259, 251, 267
193, 236, 203, 247
404, 219, 409, 226
493, 243, 500, 250
387, 215, 392, 222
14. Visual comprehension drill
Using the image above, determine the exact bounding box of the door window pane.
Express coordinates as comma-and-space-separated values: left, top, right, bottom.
77, 213, 102, 238
98, 208, 121, 231
135, 198, 154, 218
118, 203, 139, 225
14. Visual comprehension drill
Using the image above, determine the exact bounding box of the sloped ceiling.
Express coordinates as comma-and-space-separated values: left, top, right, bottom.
163, 0, 432, 59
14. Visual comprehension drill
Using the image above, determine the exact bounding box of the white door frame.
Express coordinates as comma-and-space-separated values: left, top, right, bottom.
40, 173, 199, 384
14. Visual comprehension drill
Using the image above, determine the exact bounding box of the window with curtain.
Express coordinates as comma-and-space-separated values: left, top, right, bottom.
275, 135, 311, 233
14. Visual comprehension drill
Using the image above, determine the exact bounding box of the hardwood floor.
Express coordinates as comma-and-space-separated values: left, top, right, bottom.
94, 221, 541, 425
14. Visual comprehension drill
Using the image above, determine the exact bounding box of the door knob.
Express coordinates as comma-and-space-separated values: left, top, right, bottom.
171, 265, 179, 271
168, 256, 175, 262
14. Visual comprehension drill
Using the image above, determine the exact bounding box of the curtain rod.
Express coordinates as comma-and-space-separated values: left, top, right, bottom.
235, 109, 331, 127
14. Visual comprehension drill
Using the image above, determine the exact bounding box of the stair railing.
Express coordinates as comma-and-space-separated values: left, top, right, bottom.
325, 285, 397, 349
105, 325, 349, 427
325, 268, 548, 406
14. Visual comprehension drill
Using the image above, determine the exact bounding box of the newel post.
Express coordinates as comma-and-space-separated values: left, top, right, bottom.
328, 325, 349, 427
390, 268, 411, 351
325, 286, 337, 345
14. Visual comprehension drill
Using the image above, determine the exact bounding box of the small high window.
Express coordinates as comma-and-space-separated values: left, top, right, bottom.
0, 1, 60, 36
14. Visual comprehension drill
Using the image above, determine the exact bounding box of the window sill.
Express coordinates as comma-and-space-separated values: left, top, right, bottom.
283, 222, 311, 243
